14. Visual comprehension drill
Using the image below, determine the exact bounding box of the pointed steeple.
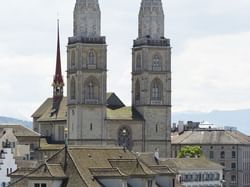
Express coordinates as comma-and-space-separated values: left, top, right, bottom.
53, 20, 64, 87
74, 0, 101, 37
52, 20, 64, 113
138, 0, 165, 39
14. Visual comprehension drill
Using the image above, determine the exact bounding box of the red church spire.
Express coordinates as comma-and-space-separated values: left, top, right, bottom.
53, 19, 64, 87
52, 20, 64, 113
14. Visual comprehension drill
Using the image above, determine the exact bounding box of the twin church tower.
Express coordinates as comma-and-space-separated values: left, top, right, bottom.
34, 0, 171, 157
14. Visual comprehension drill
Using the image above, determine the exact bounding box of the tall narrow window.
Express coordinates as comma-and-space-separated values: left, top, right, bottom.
84, 77, 99, 104
136, 54, 142, 70
209, 151, 214, 159
152, 54, 162, 71
88, 81, 94, 99
88, 50, 96, 65
151, 78, 163, 101
232, 151, 236, 158
70, 78, 76, 100
135, 80, 140, 102
220, 151, 225, 159
71, 51, 76, 67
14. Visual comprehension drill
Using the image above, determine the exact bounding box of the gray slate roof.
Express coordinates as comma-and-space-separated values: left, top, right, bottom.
172, 129, 250, 145
0, 124, 40, 137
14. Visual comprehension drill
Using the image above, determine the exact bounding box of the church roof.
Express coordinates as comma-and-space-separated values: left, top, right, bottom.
107, 107, 143, 121
106, 92, 125, 109
32, 93, 143, 122
32, 97, 67, 122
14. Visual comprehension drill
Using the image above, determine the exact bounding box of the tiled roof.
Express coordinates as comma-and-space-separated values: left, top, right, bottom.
0, 124, 40, 137
89, 168, 124, 177
33, 95, 143, 122
161, 158, 224, 171
107, 107, 143, 120
67, 146, 153, 186
38, 138, 64, 150
138, 153, 176, 175
172, 129, 250, 145
9, 163, 66, 186
35, 97, 67, 122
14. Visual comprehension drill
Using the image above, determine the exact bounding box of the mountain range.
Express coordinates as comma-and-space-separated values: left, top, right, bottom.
0, 116, 32, 129
0, 108, 249, 135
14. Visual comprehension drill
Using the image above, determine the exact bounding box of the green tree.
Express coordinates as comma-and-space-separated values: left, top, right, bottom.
178, 146, 203, 158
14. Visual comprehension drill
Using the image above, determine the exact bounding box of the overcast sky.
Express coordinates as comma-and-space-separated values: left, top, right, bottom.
0, 0, 250, 120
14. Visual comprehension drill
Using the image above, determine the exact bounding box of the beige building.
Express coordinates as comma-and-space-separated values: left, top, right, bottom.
172, 129, 250, 187
33, 0, 172, 157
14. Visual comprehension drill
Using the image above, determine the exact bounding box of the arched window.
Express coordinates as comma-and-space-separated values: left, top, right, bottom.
84, 77, 99, 103
71, 51, 76, 67
135, 80, 140, 103
136, 54, 142, 70
70, 77, 76, 100
118, 126, 133, 151
151, 78, 163, 101
152, 54, 162, 71
88, 50, 96, 65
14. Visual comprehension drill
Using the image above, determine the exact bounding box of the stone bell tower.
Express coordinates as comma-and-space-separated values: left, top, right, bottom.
67, 0, 107, 145
132, 0, 171, 157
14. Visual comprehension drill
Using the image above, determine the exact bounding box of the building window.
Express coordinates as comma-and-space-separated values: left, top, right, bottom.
136, 54, 142, 70
152, 54, 162, 71
231, 162, 236, 170
220, 151, 225, 159
84, 77, 99, 103
151, 78, 163, 102
135, 80, 140, 102
209, 151, 214, 159
118, 126, 133, 151
231, 175, 236, 183
88, 50, 96, 65
34, 184, 46, 187
71, 50, 76, 67
148, 180, 152, 187
232, 151, 236, 158
70, 77, 76, 100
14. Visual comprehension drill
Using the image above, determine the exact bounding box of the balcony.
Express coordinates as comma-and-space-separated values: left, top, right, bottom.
68, 36, 106, 45
133, 38, 170, 47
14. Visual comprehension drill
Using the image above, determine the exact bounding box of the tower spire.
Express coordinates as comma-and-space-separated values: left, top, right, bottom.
54, 19, 64, 86
52, 19, 64, 113
74, 0, 101, 37
138, 0, 165, 39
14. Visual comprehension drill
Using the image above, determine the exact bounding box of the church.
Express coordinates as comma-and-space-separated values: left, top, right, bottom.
33, 0, 172, 157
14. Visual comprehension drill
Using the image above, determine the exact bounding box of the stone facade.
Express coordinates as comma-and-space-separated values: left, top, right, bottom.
33, 0, 172, 157
132, 0, 171, 157
172, 129, 250, 187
